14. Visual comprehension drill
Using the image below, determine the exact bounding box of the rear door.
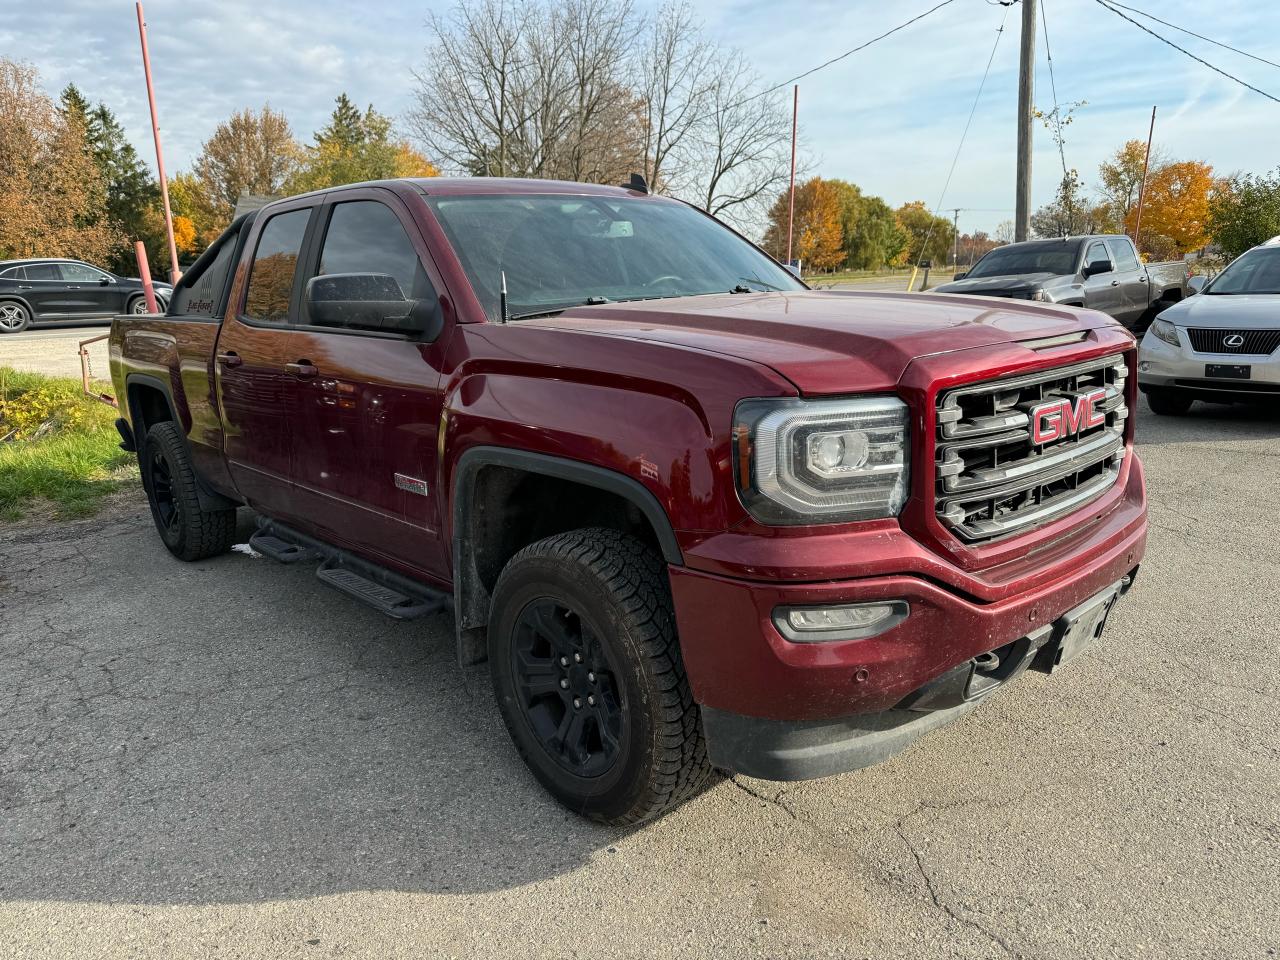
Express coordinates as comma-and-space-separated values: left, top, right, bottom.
214, 199, 319, 519
19, 263, 68, 317
1081, 241, 1123, 319
1105, 237, 1148, 325
281, 188, 453, 581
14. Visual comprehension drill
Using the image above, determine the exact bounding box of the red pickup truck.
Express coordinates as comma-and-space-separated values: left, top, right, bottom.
110, 177, 1147, 824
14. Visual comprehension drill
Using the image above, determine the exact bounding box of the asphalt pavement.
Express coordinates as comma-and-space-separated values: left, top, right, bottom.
0, 325, 112, 381
2, 402, 1278, 960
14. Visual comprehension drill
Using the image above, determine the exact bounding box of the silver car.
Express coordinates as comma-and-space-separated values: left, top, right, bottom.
1138, 238, 1280, 415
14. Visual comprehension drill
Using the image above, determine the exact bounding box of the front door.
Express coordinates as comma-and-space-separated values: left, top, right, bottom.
214, 201, 318, 519
57, 262, 124, 317
1081, 241, 1123, 319
1105, 238, 1149, 326
282, 190, 452, 582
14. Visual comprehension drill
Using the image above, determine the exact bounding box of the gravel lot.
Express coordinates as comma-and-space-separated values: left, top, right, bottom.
1, 398, 1278, 960
0, 325, 112, 381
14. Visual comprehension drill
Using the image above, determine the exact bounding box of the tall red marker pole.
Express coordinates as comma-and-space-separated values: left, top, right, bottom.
1133, 105, 1157, 251
786, 84, 798, 267
136, 2, 180, 284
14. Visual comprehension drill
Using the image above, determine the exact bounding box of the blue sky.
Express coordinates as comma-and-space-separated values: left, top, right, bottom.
7, 0, 1278, 235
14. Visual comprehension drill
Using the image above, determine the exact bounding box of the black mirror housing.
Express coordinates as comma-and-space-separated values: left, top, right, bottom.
1082, 259, 1112, 279
304, 273, 444, 340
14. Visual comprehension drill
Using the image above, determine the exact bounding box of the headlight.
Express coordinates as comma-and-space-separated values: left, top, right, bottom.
733, 396, 910, 524
1012, 289, 1048, 301
1149, 318, 1180, 347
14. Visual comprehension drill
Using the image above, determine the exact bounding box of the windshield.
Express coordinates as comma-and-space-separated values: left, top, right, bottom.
427, 194, 805, 320
966, 241, 1082, 279
1206, 247, 1280, 295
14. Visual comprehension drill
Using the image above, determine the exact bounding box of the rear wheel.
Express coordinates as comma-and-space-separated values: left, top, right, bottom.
488, 528, 709, 825
127, 295, 150, 315
0, 301, 31, 334
140, 421, 236, 560
1145, 387, 1194, 416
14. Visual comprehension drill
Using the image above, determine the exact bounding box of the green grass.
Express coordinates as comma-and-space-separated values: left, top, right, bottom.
0, 367, 136, 522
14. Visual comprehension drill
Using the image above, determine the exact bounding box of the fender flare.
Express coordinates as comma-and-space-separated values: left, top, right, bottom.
125, 373, 239, 513
450, 445, 684, 665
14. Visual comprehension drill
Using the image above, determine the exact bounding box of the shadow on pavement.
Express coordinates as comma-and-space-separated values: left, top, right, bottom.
0, 509, 627, 905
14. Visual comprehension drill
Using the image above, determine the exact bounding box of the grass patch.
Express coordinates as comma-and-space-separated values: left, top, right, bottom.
0, 367, 136, 522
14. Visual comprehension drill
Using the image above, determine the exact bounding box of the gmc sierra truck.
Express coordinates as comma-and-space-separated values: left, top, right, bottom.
934, 234, 1189, 331
110, 177, 1147, 825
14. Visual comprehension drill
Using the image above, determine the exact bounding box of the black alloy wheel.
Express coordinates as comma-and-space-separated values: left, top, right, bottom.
510, 598, 626, 778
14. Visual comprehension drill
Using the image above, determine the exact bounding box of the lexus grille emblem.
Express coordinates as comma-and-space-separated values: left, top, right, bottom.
1224, 334, 1245, 348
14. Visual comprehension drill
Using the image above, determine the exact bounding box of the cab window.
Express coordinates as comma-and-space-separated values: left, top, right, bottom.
244, 209, 311, 323
1106, 238, 1139, 272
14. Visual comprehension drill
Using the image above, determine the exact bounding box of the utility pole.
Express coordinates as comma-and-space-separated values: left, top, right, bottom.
1015, 0, 1037, 242
786, 85, 798, 267
136, 2, 180, 283
951, 208, 961, 269
1133, 105, 1157, 250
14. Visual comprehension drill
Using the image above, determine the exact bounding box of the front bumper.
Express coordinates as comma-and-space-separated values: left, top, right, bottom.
670, 457, 1147, 780
1138, 328, 1280, 397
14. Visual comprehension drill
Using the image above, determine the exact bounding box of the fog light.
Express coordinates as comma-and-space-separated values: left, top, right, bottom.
772, 601, 909, 643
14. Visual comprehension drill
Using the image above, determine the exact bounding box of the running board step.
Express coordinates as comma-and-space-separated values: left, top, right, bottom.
249, 532, 321, 564
316, 561, 445, 620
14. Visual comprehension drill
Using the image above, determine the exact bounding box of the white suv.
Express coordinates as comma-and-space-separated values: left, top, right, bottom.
1138, 238, 1280, 415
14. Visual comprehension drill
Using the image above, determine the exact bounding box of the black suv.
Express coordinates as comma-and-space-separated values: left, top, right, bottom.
0, 259, 173, 334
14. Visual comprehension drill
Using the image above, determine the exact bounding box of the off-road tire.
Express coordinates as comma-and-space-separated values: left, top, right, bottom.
488, 528, 710, 825
1144, 387, 1194, 416
140, 421, 236, 561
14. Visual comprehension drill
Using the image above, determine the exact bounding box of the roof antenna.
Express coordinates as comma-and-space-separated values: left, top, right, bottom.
624, 172, 649, 194
499, 270, 509, 324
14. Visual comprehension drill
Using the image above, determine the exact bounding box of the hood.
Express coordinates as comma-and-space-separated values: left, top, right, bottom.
932, 272, 1058, 294
526, 290, 1114, 394
1161, 292, 1280, 328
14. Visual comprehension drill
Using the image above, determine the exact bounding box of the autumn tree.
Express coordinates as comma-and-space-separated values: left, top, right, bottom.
1098, 139, 1169, 231
1210, 168, 1280, 257
192, 105, 301, 225
822, 179, 908, 271
894, 201, 954, 267
1128, 159, 1214, 254
0, 59, 122, 263
1031, 171, 1115, 238
290, 94, 439, 192
761, 177, 843, 272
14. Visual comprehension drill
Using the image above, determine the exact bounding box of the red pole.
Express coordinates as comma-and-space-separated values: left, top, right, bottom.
136, 2, 181, 284
1133, 105, 1157, 250
786, 84, 798, 267
135, 241, 158, 314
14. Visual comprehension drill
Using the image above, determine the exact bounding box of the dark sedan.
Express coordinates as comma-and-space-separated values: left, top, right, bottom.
0, 258, 173, 334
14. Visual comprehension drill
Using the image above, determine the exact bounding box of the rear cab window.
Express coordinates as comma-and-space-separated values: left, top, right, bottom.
169, 219, 248, 319
243, 209, 312, 324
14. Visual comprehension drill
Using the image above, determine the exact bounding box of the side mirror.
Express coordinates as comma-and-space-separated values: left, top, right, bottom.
304, 273, 444, 339
1188, 275, 1208, 294
1082, 258, 1112, 279
953, 271, 967, 281
98, 276, 111, 286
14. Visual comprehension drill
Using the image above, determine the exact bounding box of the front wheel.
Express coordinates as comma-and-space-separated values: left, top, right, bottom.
139, 421, 236, 560
1144, 387, 1194, 416
488, 528, 710, 825
0, 301, 31, 334
128, 295, 150, 315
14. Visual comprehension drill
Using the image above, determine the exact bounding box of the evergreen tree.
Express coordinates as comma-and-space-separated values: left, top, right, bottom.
290, 94, 438, 192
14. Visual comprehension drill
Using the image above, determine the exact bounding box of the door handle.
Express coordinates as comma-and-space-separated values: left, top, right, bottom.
285, 360, 318, 380
1110, 280, 1119, 286
216, 351, 242, 368
1138, 275, 1148, 282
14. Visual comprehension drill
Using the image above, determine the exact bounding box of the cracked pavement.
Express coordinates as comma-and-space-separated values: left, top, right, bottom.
1, 398, 1277, 959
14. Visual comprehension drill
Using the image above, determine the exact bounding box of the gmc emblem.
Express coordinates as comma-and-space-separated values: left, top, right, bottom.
1030, 388, 1107, 445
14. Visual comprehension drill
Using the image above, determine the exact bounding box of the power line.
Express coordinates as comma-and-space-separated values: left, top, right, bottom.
731, 0, 958, 111
914, 2, 1012, 269
1093, 0, 1280, 104
1040, 0, 1071, 184
1104, 0, 1280, 72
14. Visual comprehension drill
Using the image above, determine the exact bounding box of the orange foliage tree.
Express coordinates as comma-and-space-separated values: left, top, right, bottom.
1127, 160, 1215, 254
762, 177, 845, 272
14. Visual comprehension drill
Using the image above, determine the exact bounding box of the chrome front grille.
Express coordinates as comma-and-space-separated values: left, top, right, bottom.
1187, 328, 1280, 356
935, 354, 1129, 542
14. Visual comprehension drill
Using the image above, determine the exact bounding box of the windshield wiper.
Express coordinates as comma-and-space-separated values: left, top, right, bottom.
732, 276, 783, 292
508, 296, 612, 322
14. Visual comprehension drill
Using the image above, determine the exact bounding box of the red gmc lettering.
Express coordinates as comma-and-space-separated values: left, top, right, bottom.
1031, 389, 1107, 444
